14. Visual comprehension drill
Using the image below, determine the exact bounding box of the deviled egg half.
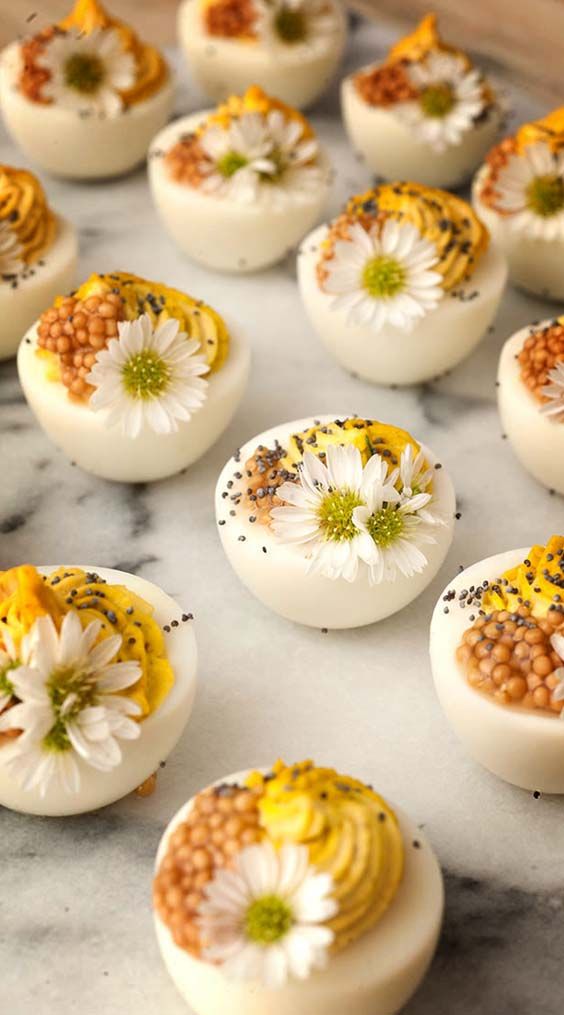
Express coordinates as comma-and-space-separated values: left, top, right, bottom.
431, 537, 564, 793
0, 0, 174, 179
0, 164, 77, 360
215, 416, 455, 628
178, 0, 346, 109
150, 85, 332, 273
0, 563, 197, 816
342, 14, 503, 190
17, 271, 250, 482
153, 759, 444, 1015
473, 107, 564, 299
298, 183, 507, 385
498, 316, 564, 494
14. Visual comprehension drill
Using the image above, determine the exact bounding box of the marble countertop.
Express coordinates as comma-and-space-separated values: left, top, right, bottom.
1, 16, 563, 1015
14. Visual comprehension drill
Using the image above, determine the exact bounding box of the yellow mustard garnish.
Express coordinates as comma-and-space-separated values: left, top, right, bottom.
0, 565, 174, 718
59, 0, 168, 105
249, 760, 404, 952
0, 165, 56, 265
280, 417, 421, 475
515, 107, 564, 154
482, 537, 564, 619
346, 184, 489, 290
387, 12, 470, 69
202, 85, 315, 141
73, 271, 230, 373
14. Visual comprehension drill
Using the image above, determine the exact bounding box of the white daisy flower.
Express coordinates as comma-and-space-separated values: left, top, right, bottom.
540, 361, 564, 419
0, 611, 142, 797
36, 28, 136, 118
396, 51, 486, 153
255, 0, 337, 48
87, 313, 209, 439
198, 840, 337, 988
270, 443, 381, 582
200, 109, 320, 205
0, 220, 24, 278
549, 633, 564, 717
0, 628, 27, 714
352, 466, 437, 586
323, 219, 443, 332
492, 141, 564, 240
398, 444, 445, 525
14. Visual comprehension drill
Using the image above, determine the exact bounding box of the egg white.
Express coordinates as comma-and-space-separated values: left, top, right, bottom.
473, 167, 564, 300
0, 565, 198, 817
430, 550, 564, 792
177, 0, 347, 109
214, 416, 456, 629
0, 42, 174, 179
0, 216, 77, 361
497, 321, 564, 494
149, 113, 332, 273
17, 318, 250, 483
154, 769, 443, 1015
341, 75, 502, 189
297, 224, 507, 385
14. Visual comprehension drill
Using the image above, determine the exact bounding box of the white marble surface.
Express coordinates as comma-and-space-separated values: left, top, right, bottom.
1, 16, 564, 1015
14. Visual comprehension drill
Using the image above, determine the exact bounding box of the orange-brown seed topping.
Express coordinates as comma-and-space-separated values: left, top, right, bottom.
518, 321, 564, 403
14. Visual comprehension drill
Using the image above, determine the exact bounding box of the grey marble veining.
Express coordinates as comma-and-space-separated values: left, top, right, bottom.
1, 17, 564, 1015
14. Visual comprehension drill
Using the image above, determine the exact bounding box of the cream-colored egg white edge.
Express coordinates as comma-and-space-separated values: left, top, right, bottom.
177, 0, 347, 109
149, 114, 332, 272
430, 550, 564, 793
341, 75, 502, 189
498, 323, 564, 495
154, 769, 444, 1015
473, 167, 564, 301
298, 226, 507, 386
215, 416, 456, 629
0, 42, 174, 178
18, 320, 250, 483
0, 216, 77, 361
0, 565, 197, 817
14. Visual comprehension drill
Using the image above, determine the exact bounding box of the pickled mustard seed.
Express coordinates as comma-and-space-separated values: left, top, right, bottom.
229, 510, 236, 516
238, 535, 246, 542
262, 547, 267, 554
321, 627, 328, 633
163, 625, 171, 633
378, 812, 387, 822
434, 463, 442, 470
218, 520, 225, 526
533, 791, 541, 799
412, 840, 421, 849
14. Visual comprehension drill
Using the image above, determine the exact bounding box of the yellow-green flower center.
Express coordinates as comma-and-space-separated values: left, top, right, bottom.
526, 174, 564, 218
0, 660, 16, 699
366, 505, 404, 547
64, 53, 105, 95
419, 83, 455, 118
362, 256, 406, 299
274, 6, 307, 43
217, 151, 249, 178
122, 350, 169, 399
245, 895, 293, 945
318, 488, 363, 542
43, 664, 96, 754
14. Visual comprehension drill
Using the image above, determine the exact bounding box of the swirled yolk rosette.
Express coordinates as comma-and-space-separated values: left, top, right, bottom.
0, 165, 57, 270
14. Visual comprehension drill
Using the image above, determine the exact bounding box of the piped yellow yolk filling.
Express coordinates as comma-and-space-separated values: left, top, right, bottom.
201, 84, 315, 142
387, 12, 470, 70
248, 760, 404, 952
482, 536, 564, 619
0, 165, 56, 265
0, 564, 174, 718
515, 107, 564, 156
342, 184, 489, 291
59, 0, 168, 105
281, 417, 421, 475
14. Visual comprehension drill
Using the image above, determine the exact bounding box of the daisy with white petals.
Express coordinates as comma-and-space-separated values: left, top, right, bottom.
0, 611, 141, 797
540, 361, 564, 420
0, 629, 27, 714
198, 840, 337, 988
0, 220, 24, 277
37, 28, 136, 117
397, 51, 486, 153
87, 313, 209, 439
200, 110, 321, 205
492, 142, 564, 240
255, 0, 337, 48
270, 443, 380, 582
271, 442, 439, 584
323, 219, 443, 332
